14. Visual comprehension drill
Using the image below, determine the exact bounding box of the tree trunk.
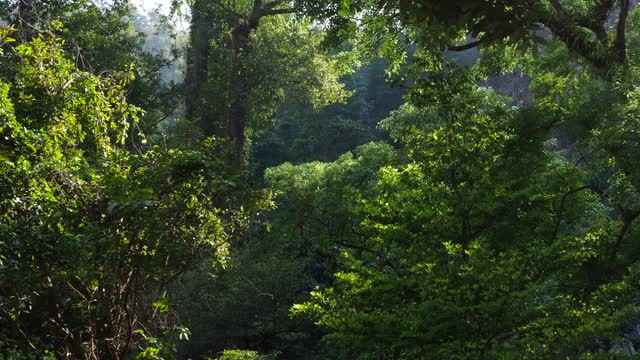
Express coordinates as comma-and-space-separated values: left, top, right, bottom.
186, 0, 217, 133
225, 24, 253, 169
186, 0, 291, 170
17, 0, 34, 43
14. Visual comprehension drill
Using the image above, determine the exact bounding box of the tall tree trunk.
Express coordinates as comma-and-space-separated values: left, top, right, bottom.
225, 24, 253, 169
17, 0, 34, 43
186, 0, 293, 169
186, 0, 217, 133
220, 1, 265, 169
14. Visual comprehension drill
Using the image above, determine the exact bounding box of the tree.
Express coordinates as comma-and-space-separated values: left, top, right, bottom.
0, 0, 180, 139
291, 73, 568, 358
297, 0, 636, 72
186, 0, 353, 169
173, 142, 397, 359
289, 2, 640, 358
0, 26, 269, 358
251, 59, 405, 170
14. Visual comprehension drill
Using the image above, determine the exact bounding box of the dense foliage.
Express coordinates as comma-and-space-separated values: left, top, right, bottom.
0, 23, 268, 359
2, 0, 640, 359
186, 0, 354, 168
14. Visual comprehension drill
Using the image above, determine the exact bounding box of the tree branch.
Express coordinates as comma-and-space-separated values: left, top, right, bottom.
585, 0, 616, 44
540, 10, 611, 69
263, 7, 295, 16
447, 39, 483, 52
549, 0, 569, 17
210, 0, 242, 20
539, 0, 630, 69
264, 0, 288, 9
607, 206, 640, 272
552, 184, 595, 239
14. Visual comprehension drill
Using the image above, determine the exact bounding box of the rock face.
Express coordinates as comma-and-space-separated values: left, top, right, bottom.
609, 338, 636, 356
614, 322, 640, 355
485, 70, 533, 108
628, 323, 640, 344
585, 320, 640, 356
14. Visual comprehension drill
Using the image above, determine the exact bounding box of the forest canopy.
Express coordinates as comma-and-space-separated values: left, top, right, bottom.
2, 0, 640, 359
